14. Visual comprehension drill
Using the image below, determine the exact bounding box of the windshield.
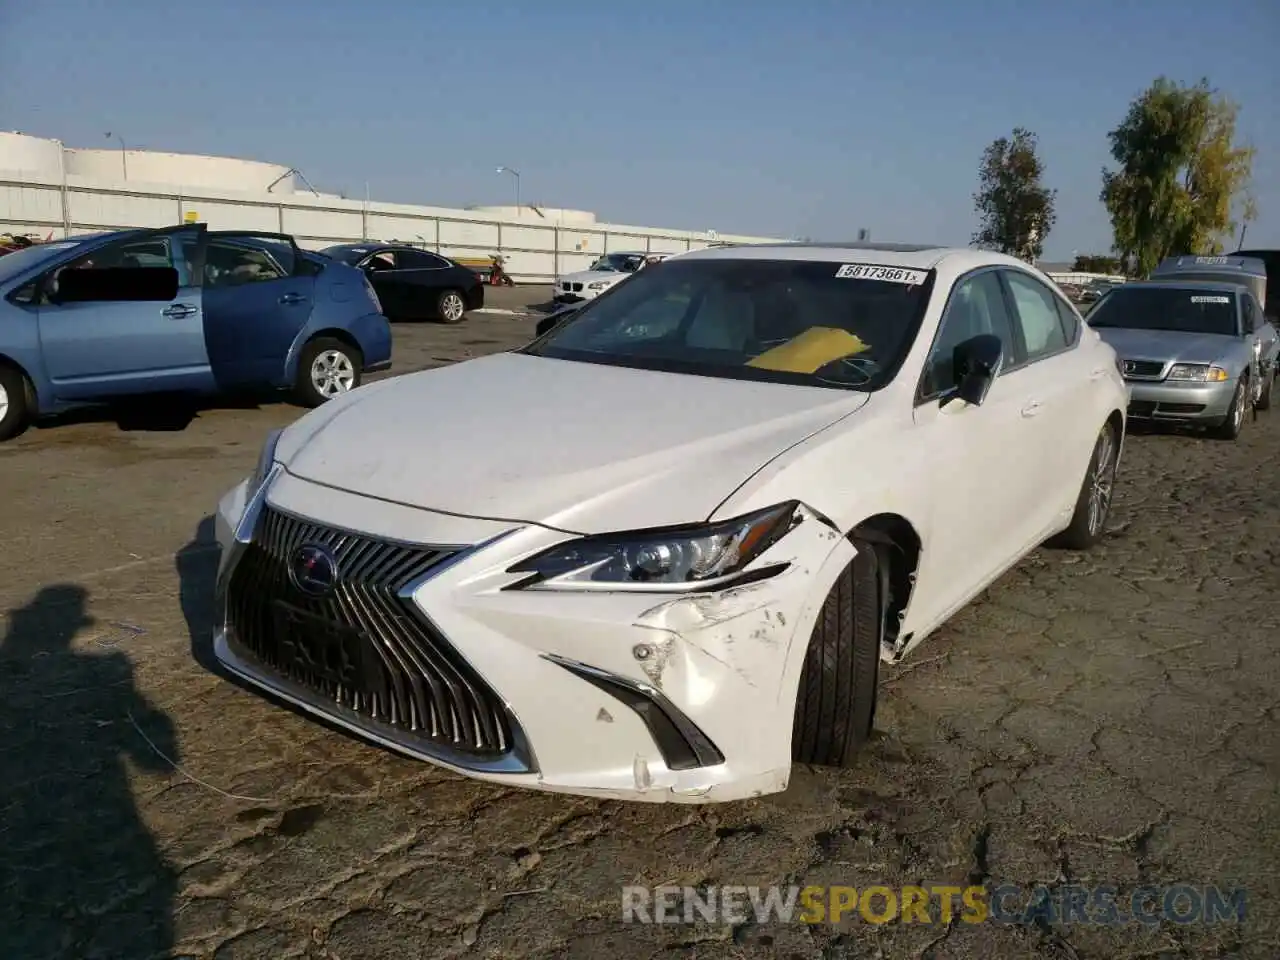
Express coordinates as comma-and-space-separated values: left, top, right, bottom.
589, 253, 645, 273
1088, 287, 1238, 336
524, 258, 934, 391
0, 240, 85, 286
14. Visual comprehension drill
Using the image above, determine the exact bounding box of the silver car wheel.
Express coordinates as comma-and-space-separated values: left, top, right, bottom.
310, 349, 356, 399
441, 293, 465, 322
1233, 383, 1246, 430
0, 381, 8, 423
1086, 429, 1116, 537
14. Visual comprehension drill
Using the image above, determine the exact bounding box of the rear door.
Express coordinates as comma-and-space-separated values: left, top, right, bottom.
997, 268, 1088, 537
372, 248, 453, 319
199, 233, 317, 389
37, 225, 212, 400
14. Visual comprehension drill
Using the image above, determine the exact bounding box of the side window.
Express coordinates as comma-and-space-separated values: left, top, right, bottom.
44, 237, 174, 302
1004, 270, 1069, 361
363, 251, 397, 272
921, 271, 1016, 398
395, 250, 447, 269
1241, 295, 1257, 334
1054, 296, 1080, 343
203, 241, 287, 289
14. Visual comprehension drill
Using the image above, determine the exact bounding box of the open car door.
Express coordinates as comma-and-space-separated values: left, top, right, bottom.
197, 231, 319, 389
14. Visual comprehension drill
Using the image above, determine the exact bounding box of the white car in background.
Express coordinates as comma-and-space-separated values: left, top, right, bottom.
213, 242, 1127, 804
552, 251, 668, 304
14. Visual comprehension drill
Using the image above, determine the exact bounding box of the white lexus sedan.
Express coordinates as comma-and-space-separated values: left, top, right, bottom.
213, 243, 1128, 803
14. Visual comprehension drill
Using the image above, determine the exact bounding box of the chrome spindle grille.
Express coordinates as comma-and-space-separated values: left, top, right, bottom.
226, 506, 512, 757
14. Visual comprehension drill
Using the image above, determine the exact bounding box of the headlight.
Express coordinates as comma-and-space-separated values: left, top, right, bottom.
247, 428, 284, 495
587, 280, 610, 290
507, 502, 801, 591
1168, 363, 1229, 382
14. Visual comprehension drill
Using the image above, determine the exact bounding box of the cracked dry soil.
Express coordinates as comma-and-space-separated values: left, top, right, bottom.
1, 299, 1277, 959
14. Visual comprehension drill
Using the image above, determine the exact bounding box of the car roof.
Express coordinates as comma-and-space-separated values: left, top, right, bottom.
1119, 279, 1243, 295
1152, 254, 1266, 278
673, 241, 1029, 272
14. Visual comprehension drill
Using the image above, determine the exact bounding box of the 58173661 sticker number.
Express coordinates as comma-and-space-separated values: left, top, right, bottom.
1190, 295, 1230, 304
835, 263, 928, 285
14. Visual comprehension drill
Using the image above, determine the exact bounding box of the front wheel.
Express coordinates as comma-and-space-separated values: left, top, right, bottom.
792, 546, 882, 768
1047, 420, 1119, 550
1209, 379, 1248, 440
295, 337, 363, 408
1255, 368, 1273, 412
0, 365, 32, 442
437, 289, 467, 324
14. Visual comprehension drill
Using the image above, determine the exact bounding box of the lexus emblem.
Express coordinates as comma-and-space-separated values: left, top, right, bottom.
1122, 360, 1136, 375
289, 543, 339, 597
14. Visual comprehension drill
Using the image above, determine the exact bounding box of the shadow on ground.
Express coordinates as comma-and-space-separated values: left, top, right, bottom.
0, 584, 178, 959
34, 392, 287, 435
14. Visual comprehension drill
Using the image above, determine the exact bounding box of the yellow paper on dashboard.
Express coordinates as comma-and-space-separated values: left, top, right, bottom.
746, 327, 870, 374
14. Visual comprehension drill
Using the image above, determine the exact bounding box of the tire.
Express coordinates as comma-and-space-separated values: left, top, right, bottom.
1047, 420, 1120, 550
1209, 378, 1248, 440
792, 544, 882, 768
437, 289, 467, 324
294, 337, 363, 408
0, 365, 32, 442
1255, 369, 1273, 412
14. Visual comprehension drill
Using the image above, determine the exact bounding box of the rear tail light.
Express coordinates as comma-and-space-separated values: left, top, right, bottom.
361, 274, 383, 314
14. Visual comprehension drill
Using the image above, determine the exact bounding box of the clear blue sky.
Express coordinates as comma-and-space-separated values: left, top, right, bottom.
1, 0, 1276, 259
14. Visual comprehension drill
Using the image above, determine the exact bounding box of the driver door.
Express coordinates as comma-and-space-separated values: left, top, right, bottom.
37, 225, 213, 400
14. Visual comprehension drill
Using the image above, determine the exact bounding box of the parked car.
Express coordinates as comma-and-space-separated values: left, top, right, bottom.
0, 224, 391, 441
1087, 279, 1278, 437
318, 243, 484, 323
212, 242, 1127, 803
1232, 248, 1280, 321
552, 251, 669, 304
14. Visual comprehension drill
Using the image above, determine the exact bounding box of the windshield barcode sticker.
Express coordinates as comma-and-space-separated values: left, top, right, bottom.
1194, 256, 1230, 265
1191, 295, 1229, 303
835, 263, 928, 285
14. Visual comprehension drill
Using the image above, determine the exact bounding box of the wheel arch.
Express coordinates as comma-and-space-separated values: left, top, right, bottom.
0, 352, 41, 411
286, 327, 364, 380
847, 512, 923, 659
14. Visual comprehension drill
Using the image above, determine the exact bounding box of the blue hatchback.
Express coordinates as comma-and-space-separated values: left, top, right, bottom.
0, 223, 392, 440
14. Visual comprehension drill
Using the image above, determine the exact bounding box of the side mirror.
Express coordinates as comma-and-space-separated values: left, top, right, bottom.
942, 333, 1004, 408
536, 305, 580, 338
54, 266, 179, 304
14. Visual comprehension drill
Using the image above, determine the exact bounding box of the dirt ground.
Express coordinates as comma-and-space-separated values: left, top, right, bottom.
1, 286, 1277, 959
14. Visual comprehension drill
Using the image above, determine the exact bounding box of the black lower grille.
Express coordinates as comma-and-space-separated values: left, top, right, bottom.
1123, 359, 1165, 379
1128, 400, 1157, 417
226, 506, 513, 757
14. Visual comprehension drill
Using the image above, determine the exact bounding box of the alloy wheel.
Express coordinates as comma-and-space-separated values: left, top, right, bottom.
442, 293, 465, 322
0, 381, 8, 424
310, 350, 356, 399
1086, 430, 1116, 537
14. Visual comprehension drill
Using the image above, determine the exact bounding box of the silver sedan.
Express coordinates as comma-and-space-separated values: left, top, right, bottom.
1088, 280, 1279, 440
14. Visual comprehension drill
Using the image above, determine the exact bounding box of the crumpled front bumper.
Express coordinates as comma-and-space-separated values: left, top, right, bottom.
212, 470, 854, 803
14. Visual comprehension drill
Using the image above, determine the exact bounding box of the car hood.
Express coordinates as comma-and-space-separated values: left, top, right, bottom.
557, 269, 629, 286
1093, 327, 1238, 364
276, 352, 867, 535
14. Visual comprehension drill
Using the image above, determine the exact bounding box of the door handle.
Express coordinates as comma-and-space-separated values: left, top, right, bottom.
1021, 400, 1042, 417
279, 293, 308, 305
162, 304, 197, 319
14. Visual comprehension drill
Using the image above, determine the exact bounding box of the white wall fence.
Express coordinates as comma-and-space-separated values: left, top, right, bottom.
0, 172, 784, 283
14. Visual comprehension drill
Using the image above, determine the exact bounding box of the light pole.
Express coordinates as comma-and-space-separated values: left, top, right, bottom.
105, 131, 127, 180
496, 166, 521, 209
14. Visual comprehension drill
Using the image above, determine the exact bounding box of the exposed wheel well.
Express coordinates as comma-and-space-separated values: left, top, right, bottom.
848, 513, 921, 651
1106, 408, 1124, 439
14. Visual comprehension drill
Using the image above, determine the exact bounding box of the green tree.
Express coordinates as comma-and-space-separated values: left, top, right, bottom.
1072, 253, 1121, 274
1101, 77, 1255, 276
971, 128, 1057, 263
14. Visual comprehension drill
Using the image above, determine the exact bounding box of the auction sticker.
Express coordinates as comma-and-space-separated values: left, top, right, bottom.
1191, 295, 1230, 303
835, 263, 928, 285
